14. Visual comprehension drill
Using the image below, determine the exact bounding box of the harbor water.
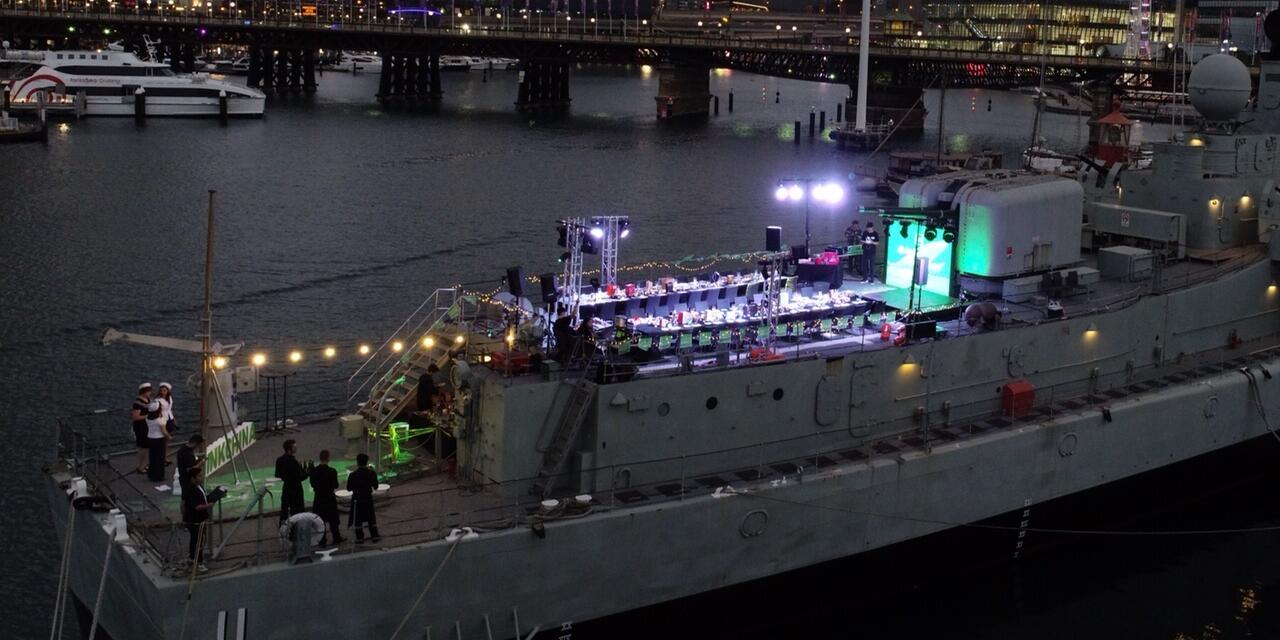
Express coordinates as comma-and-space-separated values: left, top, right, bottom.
1, 66, 1277, 638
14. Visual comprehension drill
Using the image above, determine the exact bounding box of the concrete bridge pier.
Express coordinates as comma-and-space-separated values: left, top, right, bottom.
303, 49, 317, 92
655, 63, 710, 121
260, 48, 275, 90
247, 47, 262, 88
377, 54, 439, 102
419, 55, 443, 101
515, 60, 570, 111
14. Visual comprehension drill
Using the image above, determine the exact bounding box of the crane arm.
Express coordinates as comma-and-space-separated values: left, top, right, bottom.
101, 328, 243, 356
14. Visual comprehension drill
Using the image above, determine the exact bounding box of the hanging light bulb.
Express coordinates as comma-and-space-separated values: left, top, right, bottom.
358, 344, 371, 355
289, 350, 303, 363
323, 346, 337, 359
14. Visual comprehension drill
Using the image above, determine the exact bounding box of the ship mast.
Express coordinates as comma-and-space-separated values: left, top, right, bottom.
199, 190, 215, 446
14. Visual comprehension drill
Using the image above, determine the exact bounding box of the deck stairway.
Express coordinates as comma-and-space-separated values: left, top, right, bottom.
532, 377, 598, 498
347, 288, 462, 431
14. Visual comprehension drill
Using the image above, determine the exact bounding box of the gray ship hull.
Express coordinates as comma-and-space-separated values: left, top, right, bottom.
49, 256, 1280, 639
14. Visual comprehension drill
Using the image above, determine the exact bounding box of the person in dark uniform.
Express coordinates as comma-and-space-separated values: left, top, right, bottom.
181, 467, 221, 572
274, 439, 308, 524
308, 449, 344, 545
131, 382, 153, 475
552, 308, 574, 363
176, 433, 204, 491
860, 222, 880, 283
346, 453, 380, 544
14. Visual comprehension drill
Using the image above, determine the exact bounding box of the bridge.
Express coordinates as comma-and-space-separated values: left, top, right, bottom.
0, 6, 1181, 118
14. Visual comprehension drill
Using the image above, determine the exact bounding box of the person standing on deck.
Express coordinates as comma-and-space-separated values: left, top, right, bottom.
275, 439, 308, 524
308, 449, 344, 545
346, 453, 380, 544
176, 433, 204, 492
860, 222, 880, 283
131, 383, 153, 475
156, 382, 176, 436
182, 467, 221, 573
145, 394, 171, 486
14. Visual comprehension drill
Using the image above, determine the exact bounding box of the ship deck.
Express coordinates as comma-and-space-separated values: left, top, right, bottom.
55, 245, 1274, 580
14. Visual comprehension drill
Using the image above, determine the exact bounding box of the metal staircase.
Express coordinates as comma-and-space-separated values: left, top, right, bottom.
532, 377, 598, 498
347, 288, 461, 431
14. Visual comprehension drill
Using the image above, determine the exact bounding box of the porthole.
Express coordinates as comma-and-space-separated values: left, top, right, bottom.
657, 402, 670, 416
772, 388, 785, 400
706, 397, 719, 410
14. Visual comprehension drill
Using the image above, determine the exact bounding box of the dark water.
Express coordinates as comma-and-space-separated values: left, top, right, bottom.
1, 65, 1274, 638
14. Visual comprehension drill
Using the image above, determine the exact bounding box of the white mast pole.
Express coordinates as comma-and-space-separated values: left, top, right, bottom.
855, 0, 870, 131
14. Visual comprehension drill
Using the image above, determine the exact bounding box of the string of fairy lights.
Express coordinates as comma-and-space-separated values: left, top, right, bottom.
209, 251, 777, 372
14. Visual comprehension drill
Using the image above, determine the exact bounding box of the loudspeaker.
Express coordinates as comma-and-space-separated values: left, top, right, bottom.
506, 266, 525, 297
913, 258, 930, 286
539, 273, 557, 303
766, 226, 783, 252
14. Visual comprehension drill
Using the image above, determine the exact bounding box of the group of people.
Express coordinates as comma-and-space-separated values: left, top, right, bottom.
274, 440, 382, 546
131, 381, 177, 485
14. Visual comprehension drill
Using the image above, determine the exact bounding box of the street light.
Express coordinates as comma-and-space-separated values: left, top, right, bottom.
774, 179, 846, 256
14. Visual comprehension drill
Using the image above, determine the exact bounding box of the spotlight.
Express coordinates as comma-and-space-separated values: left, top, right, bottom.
811, 183, 827, 201
943, 231, 956, 243
787, 185, 803, 201
899, 221, 911, 239
619, 219, 631, 239
558, 251, 571, 264
924, 226, 938, 242
212, 356, 228, 369
775, 185, 789, 201
589, 227, 604, 239
620, 228, 631, 238
824, 183, 844, 203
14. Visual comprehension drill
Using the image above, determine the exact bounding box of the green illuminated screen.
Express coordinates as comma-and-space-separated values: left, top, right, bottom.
885, 225, 954, 297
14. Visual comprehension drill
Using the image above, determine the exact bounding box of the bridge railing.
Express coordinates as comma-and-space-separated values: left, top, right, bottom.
0, 7, 1174, 74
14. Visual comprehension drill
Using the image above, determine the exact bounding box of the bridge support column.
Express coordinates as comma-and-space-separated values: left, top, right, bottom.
515, 60, 570, 111
303, 49, 317, 92
274, 50, 290, 90
183, 45, 196, 75
377, 55, 392, 99
655, 63, 709, 121
261, 48, 275, 90
247, 46, 262, 88
289, 50, 303, 91
419, 55, 442, 100
404, 56, 419, 97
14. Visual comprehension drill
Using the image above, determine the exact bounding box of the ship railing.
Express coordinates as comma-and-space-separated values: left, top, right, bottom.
52, 408, 195, 569
345, 287, 461, 406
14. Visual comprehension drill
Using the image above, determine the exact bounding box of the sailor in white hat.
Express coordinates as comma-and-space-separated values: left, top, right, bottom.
131, 383, 153, 475
156, 382, 175, 436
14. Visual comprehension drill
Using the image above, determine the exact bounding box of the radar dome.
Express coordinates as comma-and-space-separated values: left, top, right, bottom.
1187, 54, 1252, 121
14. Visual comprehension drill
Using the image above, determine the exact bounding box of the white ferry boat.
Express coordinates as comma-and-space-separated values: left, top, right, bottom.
10, 50, 265, 117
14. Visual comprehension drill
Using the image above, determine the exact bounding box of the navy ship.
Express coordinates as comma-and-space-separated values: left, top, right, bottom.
44, 20, 1280, 640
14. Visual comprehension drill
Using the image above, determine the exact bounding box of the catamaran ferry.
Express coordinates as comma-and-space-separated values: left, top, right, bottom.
10, 50, 265, 117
